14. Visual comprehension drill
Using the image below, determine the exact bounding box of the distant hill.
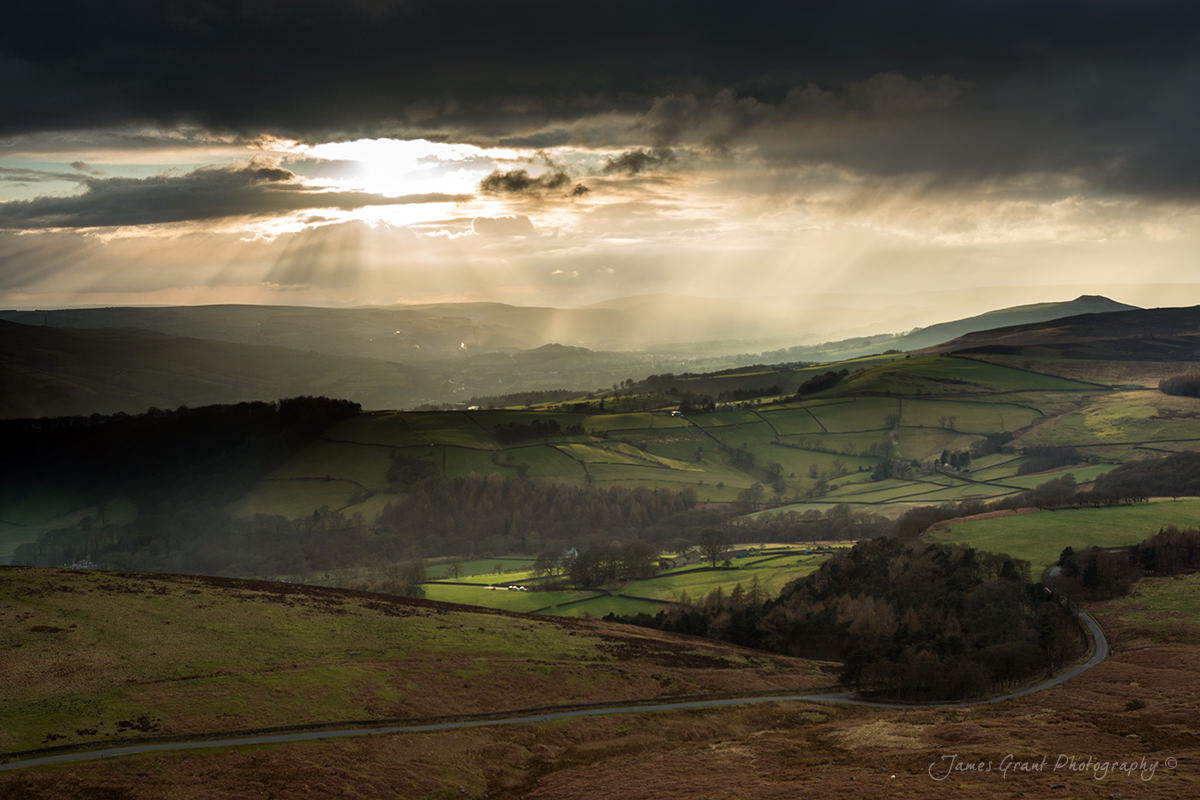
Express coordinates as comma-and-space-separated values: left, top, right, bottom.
893, 295, 1139, 351
928, 304, 1200, 359
0, 295, 1154, 418
0, 320, 433, 418
0, 297, 807, 359
1, 294, 1139, 364
759, 295, 1139, 362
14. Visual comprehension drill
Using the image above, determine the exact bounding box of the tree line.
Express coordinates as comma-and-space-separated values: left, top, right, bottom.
1159, 373, 1200, 398
1052, 526, 1200, 601
376, 476, 703, 557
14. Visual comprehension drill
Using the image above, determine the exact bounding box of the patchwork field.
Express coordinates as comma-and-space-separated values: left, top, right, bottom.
418, 545, 845, 618
209, 353, 1200, 528
11, 350, 1200, 569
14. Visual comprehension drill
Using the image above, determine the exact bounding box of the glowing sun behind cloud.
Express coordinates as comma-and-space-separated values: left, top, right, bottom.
290, 138, 518, 197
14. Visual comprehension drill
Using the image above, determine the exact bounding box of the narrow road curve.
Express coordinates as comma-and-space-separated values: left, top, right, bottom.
0, 611, 1108, 772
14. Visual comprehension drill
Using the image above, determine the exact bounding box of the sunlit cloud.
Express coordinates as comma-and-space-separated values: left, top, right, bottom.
0, 161, 471, 232
283, 138, 522, 197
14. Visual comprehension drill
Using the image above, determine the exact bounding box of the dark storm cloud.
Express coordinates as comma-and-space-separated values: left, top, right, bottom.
0, 164, 469, 228
603, 149, 675, 176
480, 169, 572, 195
6, 1, 1200, 197
69, 161, 102, 175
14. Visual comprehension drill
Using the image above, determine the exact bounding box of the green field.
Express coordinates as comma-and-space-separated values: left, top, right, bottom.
1014, 391, 1200, 448
549, 594, 670, 618
807, 398, 899, 433
267, 440, 395, 490
688, 408, 764, 427
893, 482, 1020, 504
818, 478, 943, 504
926, 499, 1200, 573
327, 411, 490, 449
967, 456, 1035, 481
229, 478, 363, 518
585, 412, 691, 433
894, 428, 982, 461
995, 463, 1115, 488
417, 546, 840, 618
422, 583, 594, 612
899, 398, 1042, 432
757, 407, 826, 435
424, 557, 534, 579
616, 430, 712, 462
433, 568, 539, 585
777, 430, 889, 457
623, 556, 826, 603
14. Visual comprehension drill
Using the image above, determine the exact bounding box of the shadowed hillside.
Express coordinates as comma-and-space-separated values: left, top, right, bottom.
0, 320, 431, 417
929, 304, 1200, 359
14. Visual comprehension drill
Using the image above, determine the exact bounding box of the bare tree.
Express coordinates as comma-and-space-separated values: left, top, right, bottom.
699, 528, 729, 568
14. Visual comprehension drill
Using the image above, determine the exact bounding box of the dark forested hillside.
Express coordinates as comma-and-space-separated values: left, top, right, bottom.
2, 397, 361, 504
13, 476, 706, 578
613, 537, 1084, 700
1090, 451, 1200, 499
930, 304, 1200, 359
0, 319, 426, 417
377, 477, 700, 556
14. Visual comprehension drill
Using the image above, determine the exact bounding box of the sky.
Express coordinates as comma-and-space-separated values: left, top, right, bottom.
3, 0, 1200, 318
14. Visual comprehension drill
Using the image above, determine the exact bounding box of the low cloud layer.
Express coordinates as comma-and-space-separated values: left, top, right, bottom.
0, 166, 86, 184
0, 164, 468, 228
472, 216, 536, 237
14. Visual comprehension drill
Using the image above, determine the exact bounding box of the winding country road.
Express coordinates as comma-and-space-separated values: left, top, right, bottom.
0, 611, 1108, 772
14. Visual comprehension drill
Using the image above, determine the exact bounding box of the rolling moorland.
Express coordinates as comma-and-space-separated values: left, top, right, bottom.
2, 300, 1200, 796
0, 294, 1133, 417
1, 565, 1197, 798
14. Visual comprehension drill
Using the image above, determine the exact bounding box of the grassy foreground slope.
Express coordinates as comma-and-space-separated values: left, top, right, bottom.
0, 567, 830, 756
3, 571, 1198, 799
